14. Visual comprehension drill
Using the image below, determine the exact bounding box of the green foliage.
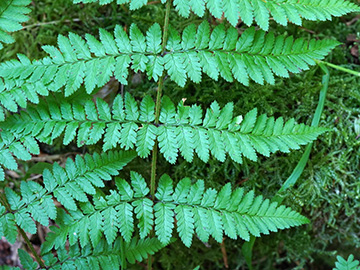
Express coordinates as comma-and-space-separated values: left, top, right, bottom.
334, 255, 360, 270
0, 131, 39, 181
12, 168, 307, 252
33, 237, 164, 269
0, 93, 327, 170
18, 249, 38, 270
0, 150, 309, 267
0, 0, 31, 50
0, 0, 359, 269
0, 151, 135, 242
0, 22, 339, 116
71, 0, 360, 30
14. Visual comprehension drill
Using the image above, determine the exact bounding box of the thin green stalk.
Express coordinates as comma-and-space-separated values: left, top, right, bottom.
150, 142, 159, 199
316, 60, 360, 76
243, 64, 330, 269
148, 2, 172, 269
0, 193, 45, 268
273, 63, 330, 203
154, 76, 165, 126
150, 0, 171, 199
161, 0, 171, 54
150, 0, 171, 200
150, 77, 165, 200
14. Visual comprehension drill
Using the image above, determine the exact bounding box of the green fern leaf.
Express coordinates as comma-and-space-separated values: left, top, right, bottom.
173, 177, 191, 203
54, 188, 78, 211
40, 173, 309, 250
0, 95, 326, 166
28, 203, 50, 226
136, 124, 157, 158
116, 178, 134, 200
0, 0, 31, 50
71, 0, 360, 30
146, 23, 162, 54
154, 202, 175, 244
102, 207, 119, 244
125, 237, 166, 264
0, 151, 135, 245
89, 211, 103, 247
0, 132, 39, 181
158, 126, 179, 163
0, 214, 17, 244
175, 205, 195, 247
155, 174, 174, 202
5, 187, 23, 210
103, 122, 122, 151
112, 94, 126, 121
41, 196, 57, 221
334, 255, 360, 270
15, 210, 36, 234
40, 236, 165, 269
0, 22, 343, 115
125, 92, 139, 121
131, 171, 150, 197
65, 182, 88, 203
133, 198, 154, 239
0, 148, 17, 170
18, 249, 38, 270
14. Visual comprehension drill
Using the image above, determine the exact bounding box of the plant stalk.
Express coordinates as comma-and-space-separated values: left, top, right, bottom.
0, 193, 45, 268
161, 0, 171, 54
243, 64, 330, 269
150, 0, 171, 200
316, 60, 360, 76
148, 1, 172, 269
274, 63, 330, 203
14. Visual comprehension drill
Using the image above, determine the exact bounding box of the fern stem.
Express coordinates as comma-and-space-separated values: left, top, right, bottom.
150, 142, 159, 199
0, 193, 45, 268
148, 2, 172, 269
18, 226, 46, 268
151, 0, 172, 198
154, 76, 164, 125
161, 0, 171, 54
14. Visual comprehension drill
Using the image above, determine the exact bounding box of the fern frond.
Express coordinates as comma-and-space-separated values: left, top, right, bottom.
165, 22, 340, 86
0, 150, 135, 244
0, 24, 163, 100
0, 0, 31, 50
0, 23, 339, 115
42, 172, 309, 250
32, 237, 165, 269
0, 131, 39, 181
334, 255, 360, 270
18, 249, 38, 270
0, 94, 327, 165
72, 0, 360, 30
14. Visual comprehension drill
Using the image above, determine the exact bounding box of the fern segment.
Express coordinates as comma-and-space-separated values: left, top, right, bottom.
0, 94, 328, 165
334, 255, 360, 270
0, 151, 136, 243
36, 237, 164, 269
72, 0, 360, 29
0, 131, 39, 181
41, 172, 309, 249
0, 23, 339, 115
0, 0, 31, 50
